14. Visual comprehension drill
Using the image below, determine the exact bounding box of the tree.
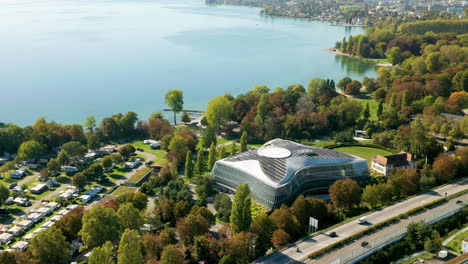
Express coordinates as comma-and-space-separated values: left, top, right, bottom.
184, 150, 194, 179
116, 192, 148, 210
0, 184, 9, 206
343, 80, 362, 96
181, 112, 191, 124
425, 52, 442, 72
240, 131, 248, 152
329, 179, 361, 210
363, 103, 370, 121
46, 158, 60, 173
18, 140, 45, 160
230, 184, 252, 233
118, 229, 143, 264
174, 200, 191, 220
206, 96, 233, 130
424, 238, 433, 252
84, 116, 97, 134
377, 100, 383, 119
165, 89, 184, 125
193, 235, 218, 263
160, 245, 186, 264
194, 150, 205, 175
29, 227, 70, 264
101, 156, 113, 172
117, 203, 143, 231
290, 196, 328, 233
62, 141, 86, 162
86, 133, 101, 150
386, 47, 402, 65
337, 77, 352, 91
251, 212, 274, 256
89, 241, 114, 264
214, 193, 232, 222
57, 151, 69, 166
72, 172, 87, 189
219, 256, 234, 264
0, 251, 16, 264
401, 90, 410, 108
432, 154, 456, 183
55, 207, 84, 242
79, 205, 121, 248
389, 169, 420, 197
208, 142, 217, 170
118, 144, 136, 160
271, 229, 291, 249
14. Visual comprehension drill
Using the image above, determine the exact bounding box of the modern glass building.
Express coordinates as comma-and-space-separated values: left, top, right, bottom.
211, 139, 369, 209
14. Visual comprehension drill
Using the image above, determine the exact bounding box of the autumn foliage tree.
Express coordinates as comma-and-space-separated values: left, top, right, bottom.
329, 179, 361, 210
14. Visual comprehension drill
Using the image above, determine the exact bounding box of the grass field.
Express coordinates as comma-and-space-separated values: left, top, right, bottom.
131, 141, 167, 164
354, 97, 379, 121
333, 146, 392, 163
446, 229, 468, 254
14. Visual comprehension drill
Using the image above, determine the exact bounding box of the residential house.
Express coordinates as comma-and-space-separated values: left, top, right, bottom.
371, 152, 416, 176
27, 213, 44, 223
36, 207, 54, 216
22, 232, 36, 241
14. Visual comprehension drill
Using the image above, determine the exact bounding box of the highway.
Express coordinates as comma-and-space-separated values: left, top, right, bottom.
253, 178, 468, 264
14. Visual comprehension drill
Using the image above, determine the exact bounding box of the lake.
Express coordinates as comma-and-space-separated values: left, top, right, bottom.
0, 0, 377, 125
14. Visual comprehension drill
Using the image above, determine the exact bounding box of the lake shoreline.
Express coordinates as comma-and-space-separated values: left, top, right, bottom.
324, 48, 393, 67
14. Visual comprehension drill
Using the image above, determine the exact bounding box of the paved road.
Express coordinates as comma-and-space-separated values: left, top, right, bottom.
254, 178, 468, 264
306, 193, 468, 264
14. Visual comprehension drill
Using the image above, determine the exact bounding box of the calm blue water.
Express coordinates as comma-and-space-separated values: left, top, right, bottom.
0, 0, 377, 125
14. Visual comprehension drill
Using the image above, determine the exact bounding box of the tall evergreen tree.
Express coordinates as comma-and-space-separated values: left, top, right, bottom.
363, 103, 370, 121
208, 143, 217, 170
377, 100, 384, 119
390, 93, 397, 108
401, 90, 410, 108
218, 146, 227, 160
195, 150, 205, 175
185, 150, 194, 179
240, 131, 248, 152
230, 184, 252, 233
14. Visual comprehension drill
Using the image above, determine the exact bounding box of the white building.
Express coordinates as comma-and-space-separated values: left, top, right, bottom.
462, 239, 468, 254
11, 241, 29, 251
370, 152, 416, 176
7, 226, 24, 236
0, 233, 14, 245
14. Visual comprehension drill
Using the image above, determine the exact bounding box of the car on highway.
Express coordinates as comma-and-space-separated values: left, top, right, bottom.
329, 231, 337, 237
358, 216, 367, 224
456, 200, 464, 205
361, 241, 369, 247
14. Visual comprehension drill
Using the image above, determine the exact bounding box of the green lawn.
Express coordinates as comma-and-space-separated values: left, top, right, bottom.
332, 146, 392, 163
127, 167, 151, 183
311, 139, 335, 147
446, 229, 468, 254
112, 186, 137, 196
354, 97, 379, 121
131, 141, 167, 164
398, 252, 435, 264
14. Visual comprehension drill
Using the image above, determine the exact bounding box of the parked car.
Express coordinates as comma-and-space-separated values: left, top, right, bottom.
136, 148, 144, 152
329, 231, 337, 237
8, 182, 17, 189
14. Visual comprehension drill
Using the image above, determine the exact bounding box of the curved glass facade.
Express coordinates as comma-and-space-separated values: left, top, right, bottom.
212, 158, 369, 209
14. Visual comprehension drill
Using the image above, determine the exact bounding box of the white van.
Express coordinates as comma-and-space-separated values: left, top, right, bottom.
358, 217, 367, 224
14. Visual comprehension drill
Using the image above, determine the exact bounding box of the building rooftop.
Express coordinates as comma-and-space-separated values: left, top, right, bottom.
222, 139, 364, 186
372, 152, 414, 167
